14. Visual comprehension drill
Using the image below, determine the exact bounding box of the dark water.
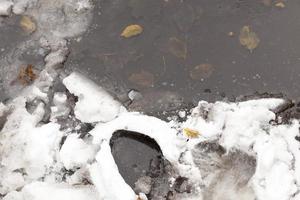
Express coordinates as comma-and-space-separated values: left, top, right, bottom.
0, 15, 26, 100
110, 130, 164, 188
0, 16, 25, 56
66, 0, 300, 106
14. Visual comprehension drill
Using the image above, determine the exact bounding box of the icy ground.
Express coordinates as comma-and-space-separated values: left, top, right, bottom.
1, 0, 300, 200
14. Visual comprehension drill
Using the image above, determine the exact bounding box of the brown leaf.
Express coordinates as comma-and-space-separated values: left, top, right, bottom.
20, 16, 36, 34
239, 26, 260, 52
168, 37, 187, 59
121, 24, 143, 38
17, 64, 37, 85
128, 70, 154, 87
183, 128, 200, 138
190, 63, 214, 80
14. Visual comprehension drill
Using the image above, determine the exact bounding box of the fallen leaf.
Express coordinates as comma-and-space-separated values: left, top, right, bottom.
190, 63, 214, 80
17, 64, 37, 85
239, 26, 260, 52
275, 2, 285, 8
20, 16, 36, 34
128, 70, 154, 87
183, 128, 200, 138
168, 37, 187, 59
121, 24, 143, 38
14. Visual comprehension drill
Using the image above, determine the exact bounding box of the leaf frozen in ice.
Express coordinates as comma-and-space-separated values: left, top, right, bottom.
190, 63, 214, 80
168, 37, 187, 59
239, 26, 260, 52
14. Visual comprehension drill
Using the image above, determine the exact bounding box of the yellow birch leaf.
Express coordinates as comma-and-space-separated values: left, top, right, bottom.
183, 128, 200, 138
20, 16, 36, 34
121, 24, 143, 38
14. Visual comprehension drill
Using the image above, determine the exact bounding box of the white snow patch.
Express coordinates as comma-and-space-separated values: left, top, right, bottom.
59, 134, 97, 170
89, 142, 137, 200
0, 0, 13, 16
50, 92, 70, 120
183, 98, 300, 200
3, 182, 99, 200
63, 72, 125, 123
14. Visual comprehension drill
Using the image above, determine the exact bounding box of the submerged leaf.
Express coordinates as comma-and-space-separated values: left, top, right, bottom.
168, 37, 187, 59
128, 70, 154, 87
239, 26, 260, 52
275, 2, 285, 8
20, 16, 36, 34
183, 128, 200, 138
121, 24, 143, 38
190, 63, 214, 80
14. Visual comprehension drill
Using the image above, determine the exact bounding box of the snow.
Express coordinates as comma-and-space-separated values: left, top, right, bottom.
1, 0, 299, 198
63, 72, 125, 123
50, 92, 70, 120
3, 182, 100, 200
89, 142, 137, 200
183, 99, 300, 200
59, 134, 97, 170
0, 102, 7, 116
1, 68, 300, 200
90, 112, 184, 163
88, 112, 202, 199
252, 123, 300, 200
0, 0, 13, 16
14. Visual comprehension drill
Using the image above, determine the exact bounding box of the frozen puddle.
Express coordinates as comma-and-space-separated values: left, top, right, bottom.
1, 71, 300, 200
1, 1, 300, 199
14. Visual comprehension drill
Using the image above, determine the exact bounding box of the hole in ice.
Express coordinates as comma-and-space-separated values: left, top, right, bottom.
110, 130, 165, 189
